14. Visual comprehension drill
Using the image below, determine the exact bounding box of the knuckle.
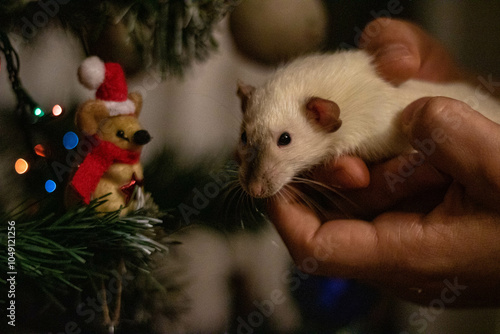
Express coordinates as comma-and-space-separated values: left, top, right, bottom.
423, 96, 465, 119
411, 96, 463, 135
419, 96, 453, 121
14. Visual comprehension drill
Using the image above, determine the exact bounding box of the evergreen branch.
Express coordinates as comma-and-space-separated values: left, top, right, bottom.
0, 196, 169, 296
0, 0, 240, 76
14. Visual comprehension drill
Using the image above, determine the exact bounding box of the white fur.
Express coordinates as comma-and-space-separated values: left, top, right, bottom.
105, 99, 136, 116
78, 56, 106, 89
238, 49, 500, 198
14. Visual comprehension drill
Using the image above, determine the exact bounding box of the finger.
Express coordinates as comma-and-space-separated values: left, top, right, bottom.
268, 198, 426, 278
267, 199, 321, 260
270, 196, 500, 305
346, 153, 450, 215
268, 199, 378, 277
311, 156, 370, 189
311, 152, 449, 217
360, 18, 462, 84
401, 96, 500, 209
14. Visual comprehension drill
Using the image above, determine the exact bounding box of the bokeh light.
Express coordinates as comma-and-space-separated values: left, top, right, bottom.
14, 158, 29, 174
34, 107, 44, 117
34, 144, 46, 157
52, 104, 63, 116
45, 180, 56, 193
63, 131, 79, 150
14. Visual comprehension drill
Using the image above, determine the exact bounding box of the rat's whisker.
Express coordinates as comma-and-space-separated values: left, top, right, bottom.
284, 183, 336, 220
292, 176, 361, 210
219, 166, 268, 228
287, 176, 363, 219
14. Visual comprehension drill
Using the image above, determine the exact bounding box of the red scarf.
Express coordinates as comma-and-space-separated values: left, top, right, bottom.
71, 137, 141, 204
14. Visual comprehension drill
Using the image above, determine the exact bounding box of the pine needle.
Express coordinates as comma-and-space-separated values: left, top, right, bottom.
0, 195, 168, 298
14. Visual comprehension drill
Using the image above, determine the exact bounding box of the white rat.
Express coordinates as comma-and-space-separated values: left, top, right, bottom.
236, 49, 500, 198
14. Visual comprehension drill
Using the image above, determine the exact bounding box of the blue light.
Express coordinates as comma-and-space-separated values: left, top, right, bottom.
63, 131, 79, 150
45, 180, 56, 193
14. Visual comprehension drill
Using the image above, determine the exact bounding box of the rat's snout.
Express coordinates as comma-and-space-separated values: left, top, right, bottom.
133, 130, 151, 145
247, 180, 266, 198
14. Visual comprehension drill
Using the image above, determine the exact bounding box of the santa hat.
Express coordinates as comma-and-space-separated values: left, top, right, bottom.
78, 56, 135, 116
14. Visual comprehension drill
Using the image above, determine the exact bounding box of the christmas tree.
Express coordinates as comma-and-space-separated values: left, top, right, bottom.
0, 1, 394, 332
0, 1, 239, 332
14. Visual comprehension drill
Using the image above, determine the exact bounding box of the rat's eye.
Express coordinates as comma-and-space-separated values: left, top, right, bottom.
241, 131, 247, 145
116, 130, 129, 141
277, 132, 291, 146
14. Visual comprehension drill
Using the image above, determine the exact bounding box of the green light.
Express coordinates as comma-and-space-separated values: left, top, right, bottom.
34, 107, 44, 117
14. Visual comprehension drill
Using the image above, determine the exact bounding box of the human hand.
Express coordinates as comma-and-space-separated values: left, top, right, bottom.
360, 17, 464, 85
267, 18, 500, 306
308, 18, 466, 204
270, 97, 500, 306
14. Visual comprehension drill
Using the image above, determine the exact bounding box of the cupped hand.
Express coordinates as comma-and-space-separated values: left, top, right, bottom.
315, 17, 466, 202
270, 97, 500, 306
267, 18, 500, 306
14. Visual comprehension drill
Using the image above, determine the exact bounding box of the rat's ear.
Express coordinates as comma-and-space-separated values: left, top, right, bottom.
128, 92, 143, 117
75, 100, 110, 135
306, 97, 342, 132
237, 80, 255, 113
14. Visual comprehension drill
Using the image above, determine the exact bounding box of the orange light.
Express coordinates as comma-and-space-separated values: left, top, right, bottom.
52, 104, 62, 116
34, 144, 46, 157
15, 158, 29, 174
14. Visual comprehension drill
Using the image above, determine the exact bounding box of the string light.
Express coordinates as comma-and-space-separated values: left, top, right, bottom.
34, 107, 45, 117
14, 158, 29, 174
45, 180, 56, 193
63, 131, 79, 150
2, 31, 45, 125
52, 104, 62, 116
3, 32, 59, 197
34, 144, 46, 157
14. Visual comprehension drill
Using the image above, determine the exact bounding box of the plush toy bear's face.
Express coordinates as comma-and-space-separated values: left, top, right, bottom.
75, 92, 151, 151
98, 115, 150, 151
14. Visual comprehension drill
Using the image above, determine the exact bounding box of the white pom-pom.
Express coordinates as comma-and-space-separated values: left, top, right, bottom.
78, 56, 105, 90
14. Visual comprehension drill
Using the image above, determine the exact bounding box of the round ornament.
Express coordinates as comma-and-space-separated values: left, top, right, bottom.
229, 0, 329, 65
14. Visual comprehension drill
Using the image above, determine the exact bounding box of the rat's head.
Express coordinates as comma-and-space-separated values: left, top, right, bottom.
236, 82, 342, 198
76, 92, 151, 151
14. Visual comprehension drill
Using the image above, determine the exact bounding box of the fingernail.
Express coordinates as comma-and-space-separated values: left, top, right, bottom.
375, 43, 412, 65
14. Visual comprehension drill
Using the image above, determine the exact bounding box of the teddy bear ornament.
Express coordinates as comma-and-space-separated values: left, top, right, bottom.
67, 56, 151, 215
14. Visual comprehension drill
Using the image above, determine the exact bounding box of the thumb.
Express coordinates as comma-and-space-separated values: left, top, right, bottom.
360, 18, 463, 84
401, 96, 500, 208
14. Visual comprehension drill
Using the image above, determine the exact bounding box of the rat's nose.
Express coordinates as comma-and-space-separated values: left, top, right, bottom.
133, 130, 151, 145
248, 181, 264, 198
